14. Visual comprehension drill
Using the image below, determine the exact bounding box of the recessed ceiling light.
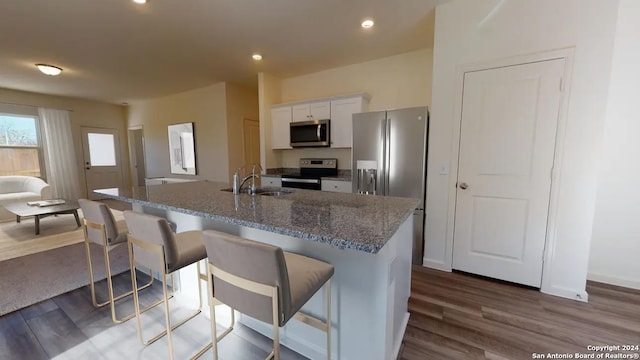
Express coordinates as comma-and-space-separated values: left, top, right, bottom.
252, 54, 263, 61
133, 0, 147, 4
361, 19, 375, 29
36, 64, 63, 76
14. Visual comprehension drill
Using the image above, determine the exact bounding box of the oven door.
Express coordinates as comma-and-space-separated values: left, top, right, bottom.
281, 177, 321, 190
290, 120, 330, 147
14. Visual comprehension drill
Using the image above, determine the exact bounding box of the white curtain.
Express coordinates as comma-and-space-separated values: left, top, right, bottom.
38, 108, 81, 201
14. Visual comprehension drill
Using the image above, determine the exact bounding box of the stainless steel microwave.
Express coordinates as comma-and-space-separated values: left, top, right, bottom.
290, 119, 330, 147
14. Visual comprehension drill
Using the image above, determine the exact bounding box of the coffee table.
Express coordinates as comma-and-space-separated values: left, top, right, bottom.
3, 201, 81, 235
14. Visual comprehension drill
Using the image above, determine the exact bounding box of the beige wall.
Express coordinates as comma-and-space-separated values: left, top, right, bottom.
280, 48, 433, 109
426, 0, 618, 299
589, 0, 640, 290
225, 83, 259, 180
269, 48, 433, 169
258, 73, 282, 169
0, 87, 128, 197
128, 83, 229, 182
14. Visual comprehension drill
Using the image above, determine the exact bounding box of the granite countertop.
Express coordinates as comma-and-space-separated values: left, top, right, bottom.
96, 181, 417, 254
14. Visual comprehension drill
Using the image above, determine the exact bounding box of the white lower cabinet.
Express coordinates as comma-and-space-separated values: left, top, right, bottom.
145, 178, 197, 185
261, 175, 282, 187
321, 179, 352, 193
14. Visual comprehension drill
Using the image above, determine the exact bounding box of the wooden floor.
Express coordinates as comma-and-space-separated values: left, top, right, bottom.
3, 264, 639, 359
0, 270, 305, 360
398, 266, 640, 360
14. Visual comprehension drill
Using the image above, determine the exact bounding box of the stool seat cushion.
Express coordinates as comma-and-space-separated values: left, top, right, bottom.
170, 230, 206, 273
79, 198, 127, 246
283, 252, 334, 324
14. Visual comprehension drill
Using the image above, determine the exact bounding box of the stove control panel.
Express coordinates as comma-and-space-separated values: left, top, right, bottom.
299, 158, 337, 169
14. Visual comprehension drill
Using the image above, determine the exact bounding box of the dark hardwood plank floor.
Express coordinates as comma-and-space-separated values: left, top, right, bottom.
398, 266, 640, 360
3, 265, 639, 359
0, 270, 306, 360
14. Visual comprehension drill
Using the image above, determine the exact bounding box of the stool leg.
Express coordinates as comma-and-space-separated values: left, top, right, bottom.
210, 289, 219, 360
272, 287, 280, 360
162, 272, 174, 360
326, 279, 331, 360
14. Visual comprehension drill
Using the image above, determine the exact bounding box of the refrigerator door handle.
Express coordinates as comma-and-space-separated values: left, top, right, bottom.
381, 118, 387, 195
385, 117, 391, 196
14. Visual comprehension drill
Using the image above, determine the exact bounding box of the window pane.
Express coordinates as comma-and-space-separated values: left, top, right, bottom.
0, 147, 41, 176
88, 133, 116, 166
0, 115, 38, 146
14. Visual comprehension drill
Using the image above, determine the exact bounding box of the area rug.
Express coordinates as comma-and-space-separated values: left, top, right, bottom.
0, 241, 130, 316
0, 208, 126, 262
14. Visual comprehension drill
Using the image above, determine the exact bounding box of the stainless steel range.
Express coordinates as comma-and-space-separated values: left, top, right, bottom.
281, 158, 337, 190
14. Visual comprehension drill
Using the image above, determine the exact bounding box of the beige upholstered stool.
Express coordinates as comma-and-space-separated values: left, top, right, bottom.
78, 199, 155, 324
202, 230, 334, 360
124, 210, 210, 360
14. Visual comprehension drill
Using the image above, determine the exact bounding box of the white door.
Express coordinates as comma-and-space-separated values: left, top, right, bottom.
81, 127, 123, 199
128, 128, 146, 187
452, 59, 564, 287
243, 119, 260, 167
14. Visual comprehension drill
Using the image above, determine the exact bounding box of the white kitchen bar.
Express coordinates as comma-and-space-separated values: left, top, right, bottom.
96, 181, 417, 360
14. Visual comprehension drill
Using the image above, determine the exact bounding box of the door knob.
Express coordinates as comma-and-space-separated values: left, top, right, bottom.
459, 182, 469, 190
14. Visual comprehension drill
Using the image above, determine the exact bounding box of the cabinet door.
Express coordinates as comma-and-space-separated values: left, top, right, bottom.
271, 106, 292, 149
261, 176, 282, 187
145, 178, 163, 185
309, 101, 331, 120
292, 104, 311, 122
322, 180, 352, 193
330, 96, 367, 148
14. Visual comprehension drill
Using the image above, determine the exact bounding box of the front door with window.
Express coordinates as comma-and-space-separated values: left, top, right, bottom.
81, 127, 122, 199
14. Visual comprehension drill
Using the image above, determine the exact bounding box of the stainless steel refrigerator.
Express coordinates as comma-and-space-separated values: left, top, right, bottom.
352, 106, 428, 264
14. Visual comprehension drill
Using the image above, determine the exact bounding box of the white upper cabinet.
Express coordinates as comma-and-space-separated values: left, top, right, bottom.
330, 95, 369, 148
270, 93, 369, 150
271, 106, 292, 149
292, 101, 331, 122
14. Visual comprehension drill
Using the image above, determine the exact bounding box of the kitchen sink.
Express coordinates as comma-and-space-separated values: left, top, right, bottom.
220, 187, 294, 196
259, 190, 294, 196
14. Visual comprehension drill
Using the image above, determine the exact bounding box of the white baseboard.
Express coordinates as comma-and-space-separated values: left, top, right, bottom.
422, 258, 451, 272
541, 285, 589, 302
587, 272, 640, 290
391, 312, 410, 360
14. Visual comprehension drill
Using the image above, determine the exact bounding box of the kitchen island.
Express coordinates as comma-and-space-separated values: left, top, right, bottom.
96, 181, 417, 360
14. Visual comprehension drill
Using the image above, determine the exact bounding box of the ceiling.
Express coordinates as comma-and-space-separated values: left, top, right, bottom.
0, 0, 445, 104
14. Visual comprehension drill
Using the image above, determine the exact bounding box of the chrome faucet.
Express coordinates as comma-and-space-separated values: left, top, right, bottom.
236, 163, 263, 195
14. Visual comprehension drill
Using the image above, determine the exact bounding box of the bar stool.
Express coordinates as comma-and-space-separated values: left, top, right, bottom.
78, 199, 154, 323
202, 229, 334, 360
124, 210, 231, 360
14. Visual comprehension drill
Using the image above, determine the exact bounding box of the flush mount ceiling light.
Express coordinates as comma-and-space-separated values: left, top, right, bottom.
361, 19, 375, 29
35, 64, 63, 76
133, 0, 147, 4
252, 54, 263, 61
